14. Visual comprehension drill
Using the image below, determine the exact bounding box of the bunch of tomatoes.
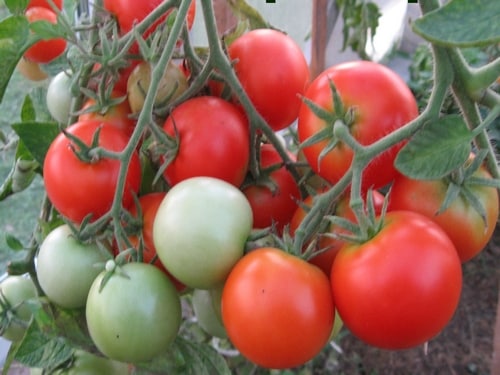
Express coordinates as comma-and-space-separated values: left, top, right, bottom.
0, 0, 498, 373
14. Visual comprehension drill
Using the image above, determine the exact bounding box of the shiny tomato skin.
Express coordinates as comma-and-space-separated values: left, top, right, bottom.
27, 0, 63, 10
242, 144, 301, 233
331, 211, 462, 350
162, 96, 250, 187
222, 247, 335, 369
298, 61, 418, 191
24, 7, 66, 64
228, 29, 310, 131
43, 120, 142, 223
388, 166, 499, 263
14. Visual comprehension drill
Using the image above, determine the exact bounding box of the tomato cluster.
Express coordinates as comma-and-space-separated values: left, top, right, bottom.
3, 0, 499, 373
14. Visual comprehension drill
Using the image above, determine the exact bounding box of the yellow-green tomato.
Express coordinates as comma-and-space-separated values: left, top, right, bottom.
192, 286, 227, 339
86, 263, 181, 363
153, 177, 253, 289
0, 275, 38, 342
127, 60, 188, 113
36, 224, 108, 309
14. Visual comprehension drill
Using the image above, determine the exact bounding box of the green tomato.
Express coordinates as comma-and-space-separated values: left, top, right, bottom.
46, 70, 74, 124
86, 263, 181, 363
153, 177, 253, 289
36, 224, 109, 309
192, 286, 227, 339
0, 275, 38, 341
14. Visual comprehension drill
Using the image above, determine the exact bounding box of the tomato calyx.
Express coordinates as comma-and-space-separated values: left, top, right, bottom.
61, 125, 105, 163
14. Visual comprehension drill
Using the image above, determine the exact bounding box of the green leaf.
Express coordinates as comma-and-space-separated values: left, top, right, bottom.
412, 0, 500, 47
11, 122, 60, 166
395, 115, 472, 180
5, 234, 24, 251
0, 16, 30, 103
21, 95, 37, 123
5, 0, 29, 15
226, 0, 273, 31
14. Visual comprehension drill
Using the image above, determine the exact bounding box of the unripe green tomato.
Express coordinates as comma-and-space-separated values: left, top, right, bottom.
127, 60, 188, 114
53, 350, 129, 375
46, 71, 73, 124
0, 275, 38, 341
192, 286, 227, 339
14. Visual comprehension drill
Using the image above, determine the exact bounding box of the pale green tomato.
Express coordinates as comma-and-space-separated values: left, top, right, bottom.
36, 224, 108, 309
46, 70, 73, 124
153, 177, 253, 289
192, 286, 227, 339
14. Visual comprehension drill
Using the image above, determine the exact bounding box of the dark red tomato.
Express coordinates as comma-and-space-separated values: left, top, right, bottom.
78, 90, 136, 136
228, 29, 310, 131
331, 211, 462, 349
26, 0, 63, 10
162, 96, 250, 187
126, 192, 186, 292
24, 7, 66, 64
297, 61, 418, 191
242, 144, 300, 233
43, 120, 142, 223
222, 247, 334, 369
388, 163, 499, 263
290, 190, 385, 276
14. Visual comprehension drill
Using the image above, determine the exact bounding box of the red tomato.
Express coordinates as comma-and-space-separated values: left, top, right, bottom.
78, 91, 136, 136
162, 96, 250, 187
24, 7, 67, 64
228, 29, 310, 131
331, 211, 462, 349
388, 163, 499, 263
297, 61, 418, 191
43, 120, 142, 223
222, 247, 334, 369
290, 190, 385, 275
242, 144, 301, 233
26, 0, 63, 10
126, 192, 186, 292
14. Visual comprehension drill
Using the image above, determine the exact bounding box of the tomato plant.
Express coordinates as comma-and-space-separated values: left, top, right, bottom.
46, 70, 73, 124
228, 29, 310, 131
24, 7, 66, 64
222, 247, 335, 369
297, 61, 419, 191
43, 119, 142, 223
331, 211, 463, 349
86, 262, 181, 363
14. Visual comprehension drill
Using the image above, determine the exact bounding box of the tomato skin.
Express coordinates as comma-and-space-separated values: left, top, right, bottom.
27, 0, 63, 10
153, 177, 253, 289
46, 70, 73, 124
228, 29, 310, 131
0, 276, 38, 342
331, 211, 462, 350
36, 224, 109, 309
24, 7, 66, 64
192, 287, 227, 339
162, 96, 250, 187
298, 61, 418, 191
16, 57, 48, 81
50, 350, 129, 375
242, 144, 300, 233
222, 247, 334, 369
43, 120, 142, 223
86, 263, 182, 363
388, 167, 499, 263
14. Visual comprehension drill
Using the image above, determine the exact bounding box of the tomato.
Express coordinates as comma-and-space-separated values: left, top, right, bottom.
43, 120, 142, 223
161, 96, 250, 187
78, 91, 136, 136
86, 262, 181, 363
153, 177, 253, 289
242, 144, 301, 233
46, 70, 74, 124
16, 57, 48, 82
290, 190, 385, 275
27, 0, 63, 10
36, 224, 109, 309
191, 287, 227, 339
297, 61, 418, 191
222, 247, 334, 369
228, 29, 310, 131
388, 164, 499, 263
0, 275, 38, 342
331, 211, 462, 350
48, 350, 129, 375
125, 192, 186, 292
127, 60, 188, 114
24, 7, 66, 64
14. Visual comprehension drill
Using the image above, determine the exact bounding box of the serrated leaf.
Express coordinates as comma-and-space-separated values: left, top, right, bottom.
412, 0, 500, 47
5, 234, 24, 251
395, 115, 472, 180
0, 16, 30, 103
12, 122, 60, 166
